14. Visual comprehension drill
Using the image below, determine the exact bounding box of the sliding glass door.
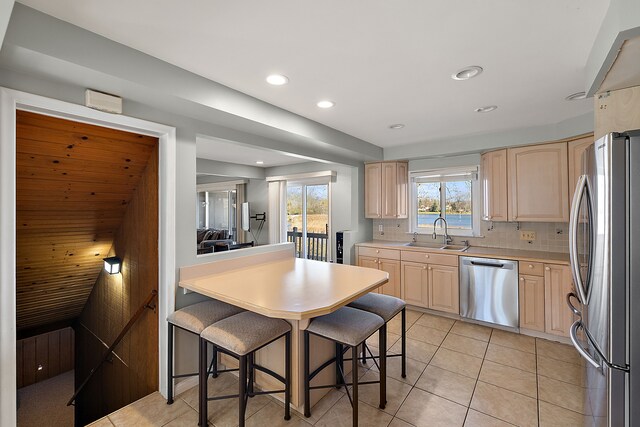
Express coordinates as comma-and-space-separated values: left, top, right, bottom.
286, 182, 330, 261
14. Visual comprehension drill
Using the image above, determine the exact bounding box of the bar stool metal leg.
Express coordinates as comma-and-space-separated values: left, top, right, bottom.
239, 355, 247, 427
248, 353, 255, 397
401, 308, 407, 378
199, 337, 208, 427
379, 324, 387, 409
303, 330, 311, 418
351, 345, 359, 426
284, 331, 291, 421
167, 323, 174, 404
211, 346, 218, 378
337, 343, 343, 385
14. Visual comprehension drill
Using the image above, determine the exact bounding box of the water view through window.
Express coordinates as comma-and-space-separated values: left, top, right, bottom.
287, 183, 329, 261
416, 180, 472, 229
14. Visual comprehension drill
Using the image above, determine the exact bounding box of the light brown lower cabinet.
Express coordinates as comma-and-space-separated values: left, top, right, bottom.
357, 255, 401, 298
519, 274, 546, 332
518, 262, 575, 337
544, 264, 576, 337
401, 261, 459, 314
402, 261, 428, 307
378, 259, 401, 297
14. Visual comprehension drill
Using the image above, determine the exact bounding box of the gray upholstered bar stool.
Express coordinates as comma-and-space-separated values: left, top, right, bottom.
303, 306, 386, 426
199, 311, 292, 427
166, 300, 244, 404
348, 293, 407, 378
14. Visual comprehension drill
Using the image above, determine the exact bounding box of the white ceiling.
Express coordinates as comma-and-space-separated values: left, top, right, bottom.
197, 137, 307, 168
18, 0, 610, 148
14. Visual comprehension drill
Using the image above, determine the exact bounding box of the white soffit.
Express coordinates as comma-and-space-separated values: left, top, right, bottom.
18, 0, 610, 148
196, 137, 307, 168
598, 35, 640, 93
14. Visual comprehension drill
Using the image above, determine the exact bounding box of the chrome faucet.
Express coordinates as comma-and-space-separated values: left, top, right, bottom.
412, 232, 418, 243
432, 217, 452, 245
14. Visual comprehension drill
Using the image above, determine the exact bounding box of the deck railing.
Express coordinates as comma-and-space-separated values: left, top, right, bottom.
287, 226, 329, 261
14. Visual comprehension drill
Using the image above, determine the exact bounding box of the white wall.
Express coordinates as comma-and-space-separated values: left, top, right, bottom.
244, 179, 269, 245
0, 0, 13, 47
384, 113, 593, 160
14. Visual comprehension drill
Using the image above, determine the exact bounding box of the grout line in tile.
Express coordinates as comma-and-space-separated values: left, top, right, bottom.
462, 326, 493, 426
535, 338, 540, 427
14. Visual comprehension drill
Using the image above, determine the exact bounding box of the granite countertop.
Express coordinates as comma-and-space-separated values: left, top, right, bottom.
356, 240, 570, 265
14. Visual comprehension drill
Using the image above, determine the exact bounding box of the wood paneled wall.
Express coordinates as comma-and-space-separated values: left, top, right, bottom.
75, 144, 159, 426
16, 111, 159, 331
16, 327, 74, 388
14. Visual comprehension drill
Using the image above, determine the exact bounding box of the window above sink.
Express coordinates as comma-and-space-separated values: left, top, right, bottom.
410, 166, 481, 237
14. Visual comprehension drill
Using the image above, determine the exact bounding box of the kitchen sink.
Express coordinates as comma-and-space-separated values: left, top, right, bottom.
403, 242, 442, 248
440, 245, 470, 252
404, 242, 469, 252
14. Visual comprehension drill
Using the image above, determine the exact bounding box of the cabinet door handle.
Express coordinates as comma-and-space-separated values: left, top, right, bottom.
545, 267, 550, 271
428, 266, 432, 270
528, 264, 533, 268
422, 266, 427, 270
520, 277, 524, 281
425, 254, 429, 258
376, 250, 380, 253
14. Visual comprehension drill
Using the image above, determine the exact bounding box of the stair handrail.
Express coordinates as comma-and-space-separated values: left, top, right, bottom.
67, 289, 158, 406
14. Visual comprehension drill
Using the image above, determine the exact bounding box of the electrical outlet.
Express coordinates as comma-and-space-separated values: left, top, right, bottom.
520, 231, 536, 240
378, 224, 384, 232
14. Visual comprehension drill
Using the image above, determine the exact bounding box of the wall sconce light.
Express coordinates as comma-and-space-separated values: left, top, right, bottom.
103, 256, 122, 275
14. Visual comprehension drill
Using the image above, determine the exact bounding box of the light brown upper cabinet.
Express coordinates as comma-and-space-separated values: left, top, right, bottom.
567, 135, 594, 197
507, 142, 569, 222
364, 163, 382, 218
365, 161, 408, 219
481, 149, 508, 221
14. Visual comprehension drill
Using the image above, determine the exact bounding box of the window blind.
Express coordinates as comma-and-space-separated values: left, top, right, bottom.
411, 166, 478, 183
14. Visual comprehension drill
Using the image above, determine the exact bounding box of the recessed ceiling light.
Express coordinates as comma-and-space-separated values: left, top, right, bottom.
565, 92, 587, 101
256, 161, 264, 165
452, 66, 484, 81
266, 74, 289, 86
317, 100, 335, 109
475, 105, 498, 113
389, 124, 405, 129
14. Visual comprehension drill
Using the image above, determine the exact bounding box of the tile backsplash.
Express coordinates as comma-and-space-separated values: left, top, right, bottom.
372, 219, 569, 253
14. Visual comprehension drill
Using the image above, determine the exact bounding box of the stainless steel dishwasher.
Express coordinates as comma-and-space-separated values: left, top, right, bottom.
459, 256, 519, 328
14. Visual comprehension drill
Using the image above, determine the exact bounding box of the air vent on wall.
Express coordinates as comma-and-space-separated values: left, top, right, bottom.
85, 89, 122, 114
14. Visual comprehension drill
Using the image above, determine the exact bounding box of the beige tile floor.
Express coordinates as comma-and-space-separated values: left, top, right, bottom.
89, 310, 591, 427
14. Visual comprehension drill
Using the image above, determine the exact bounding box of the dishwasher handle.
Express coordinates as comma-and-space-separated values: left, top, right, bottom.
469, 260, 505, 268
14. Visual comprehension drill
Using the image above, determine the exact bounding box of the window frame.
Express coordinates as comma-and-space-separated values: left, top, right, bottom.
409, 167, 481, 238
285, 176, 332, 261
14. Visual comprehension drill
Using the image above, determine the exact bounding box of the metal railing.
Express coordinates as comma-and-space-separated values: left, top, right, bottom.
287, 226, 329, 261
67, 289, 158, 406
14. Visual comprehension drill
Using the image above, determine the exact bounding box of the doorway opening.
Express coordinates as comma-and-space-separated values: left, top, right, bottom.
15, 110, 159, 426
286, 180, 330, 261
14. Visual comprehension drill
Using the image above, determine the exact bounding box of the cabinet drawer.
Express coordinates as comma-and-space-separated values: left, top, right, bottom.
401, 251, 458, 266
519, 261, 544, 276
359, 246, 400, 260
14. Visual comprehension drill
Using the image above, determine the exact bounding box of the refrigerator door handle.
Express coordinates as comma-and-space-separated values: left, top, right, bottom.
569, 174, 589, 304
569, 320, 600, 368
566, 292, 581, 316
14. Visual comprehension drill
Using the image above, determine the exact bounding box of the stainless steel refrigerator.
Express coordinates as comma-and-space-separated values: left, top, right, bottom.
568, 131, 639, 426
